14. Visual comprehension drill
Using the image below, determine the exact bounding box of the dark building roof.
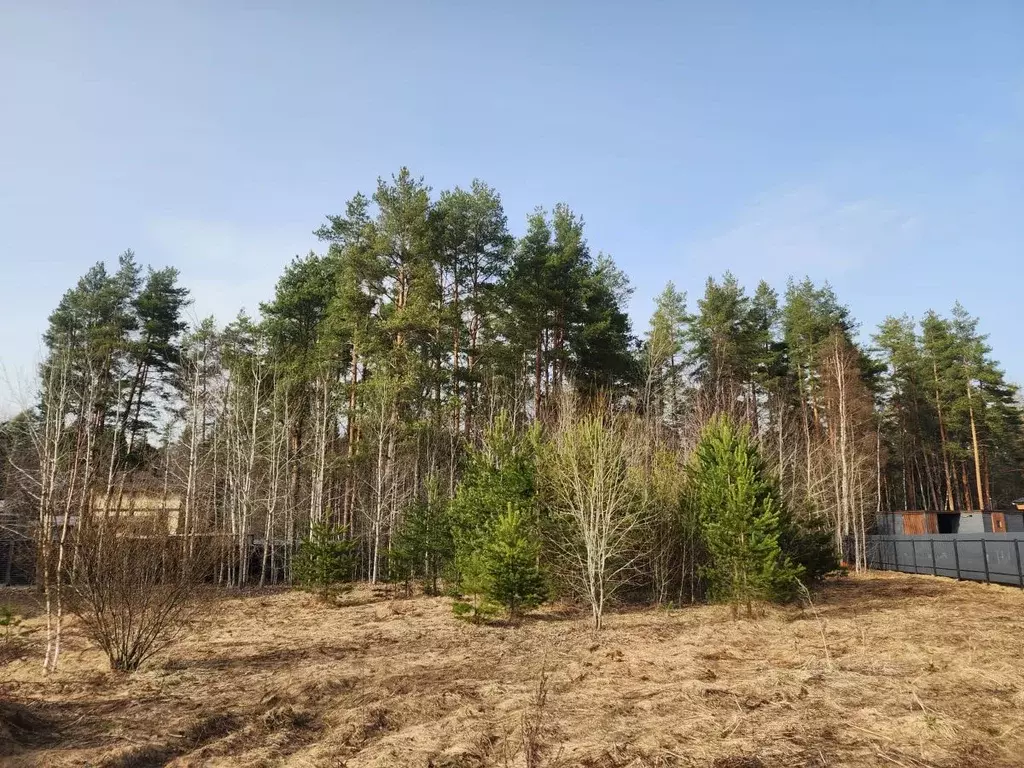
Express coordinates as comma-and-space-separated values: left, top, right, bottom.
884, 509, 975, 515
882, 509, 1024, 515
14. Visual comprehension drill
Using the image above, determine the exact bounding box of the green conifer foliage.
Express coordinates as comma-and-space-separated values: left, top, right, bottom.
293, 521, 358, 601
482, 505, 547, 621
689, 415, 802, 616
389, 478, 453, 595
448, 413, 539, 579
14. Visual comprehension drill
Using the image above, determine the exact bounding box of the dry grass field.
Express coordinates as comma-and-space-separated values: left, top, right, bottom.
3, 571, 1024, 768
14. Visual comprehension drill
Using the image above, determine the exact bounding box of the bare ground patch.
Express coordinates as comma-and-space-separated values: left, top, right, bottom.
3, 572, 1024, 767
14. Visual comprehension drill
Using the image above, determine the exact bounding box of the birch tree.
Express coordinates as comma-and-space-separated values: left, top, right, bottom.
543, 401, 646, 630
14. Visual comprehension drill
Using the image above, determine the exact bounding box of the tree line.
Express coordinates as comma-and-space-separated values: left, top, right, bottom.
2, 168, 1022, 635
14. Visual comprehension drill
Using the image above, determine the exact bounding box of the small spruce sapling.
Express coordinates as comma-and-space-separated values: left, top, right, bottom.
294, 521, 357, 602
385, 535, 416, 598
452, 552, 498, 623
0, 605, 21, 644
483, 505, 547, 622
449, 414, 539, 587
390, 477, 453, 596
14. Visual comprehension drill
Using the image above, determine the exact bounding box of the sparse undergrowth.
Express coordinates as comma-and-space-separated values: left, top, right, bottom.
3, 572, 1024, 767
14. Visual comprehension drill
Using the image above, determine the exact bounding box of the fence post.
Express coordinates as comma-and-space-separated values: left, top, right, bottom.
953, 538, 961, 581
982, 538, 990, 583
1014, 538, 1023, 589
3, 540, 12, 586
893, 538, 899, 572
911, 539, 918, 574
930, 538, 937, 576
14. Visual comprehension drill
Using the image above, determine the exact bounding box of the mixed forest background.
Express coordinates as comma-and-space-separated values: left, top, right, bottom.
2, 168, 1022, 593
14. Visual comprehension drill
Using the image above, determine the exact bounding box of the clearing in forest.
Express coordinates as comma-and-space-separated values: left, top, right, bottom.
2, 571, 1024, 767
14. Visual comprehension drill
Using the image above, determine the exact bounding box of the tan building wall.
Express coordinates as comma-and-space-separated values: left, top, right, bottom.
90, 490, 183, 535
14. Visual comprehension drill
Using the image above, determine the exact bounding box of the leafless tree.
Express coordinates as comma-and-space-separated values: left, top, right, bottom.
36, 352, 75, 673
818, 331, 878, 570
543, 396, 648, 630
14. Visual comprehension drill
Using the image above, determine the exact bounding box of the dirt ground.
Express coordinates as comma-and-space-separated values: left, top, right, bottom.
2, 572, 1024, 768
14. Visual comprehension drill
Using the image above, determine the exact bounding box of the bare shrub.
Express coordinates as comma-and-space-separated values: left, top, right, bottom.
521, 665, 551, 768
66, 521, 214, 672
500, 663, 558, 768
543, 397, 648, 630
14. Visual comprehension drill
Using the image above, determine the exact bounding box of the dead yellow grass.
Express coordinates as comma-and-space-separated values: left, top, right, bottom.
3, 571, 1024, 767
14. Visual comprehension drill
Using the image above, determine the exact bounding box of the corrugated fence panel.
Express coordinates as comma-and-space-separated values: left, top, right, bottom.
862, 534, 1024, 587
0, 539, 36, 586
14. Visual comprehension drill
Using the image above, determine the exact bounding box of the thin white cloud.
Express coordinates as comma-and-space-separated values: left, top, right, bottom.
684, 184, 919, 282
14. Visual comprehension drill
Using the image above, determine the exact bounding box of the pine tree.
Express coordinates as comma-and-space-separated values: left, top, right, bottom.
502, 205, 634, 417
261, 251, 341, 529
390, 478, 453, 595
947, 303, 1022, 509
482, 505, 547, 621
782, 279, 855, 410
546, 204, 590, 395
687, 273, 757, 413
120, 266, 190, 454
430, 181, 513, 437
643, 282, 688, 426
448, 413, 539, 581
316, 191, 381, 533
42, 253, 140, 437
293, 521, 357, 601
572, 254, 637, 397
875, 315, 938, 510
505, 208, 554, 417
748, 280, 788, 416
689, 415, 802, 617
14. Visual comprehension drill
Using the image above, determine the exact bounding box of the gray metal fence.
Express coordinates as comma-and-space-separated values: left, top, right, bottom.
863, 534, 1024, 587
0, 538, 35, 586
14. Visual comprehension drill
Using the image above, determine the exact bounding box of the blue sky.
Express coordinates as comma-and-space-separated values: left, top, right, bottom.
1, 2, 1022, 414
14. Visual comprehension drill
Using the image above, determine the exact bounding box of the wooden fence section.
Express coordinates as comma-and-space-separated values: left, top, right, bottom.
862, 534, 1024, 587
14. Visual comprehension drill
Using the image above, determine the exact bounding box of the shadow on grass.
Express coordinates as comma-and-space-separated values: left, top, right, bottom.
0, 700, 61, 756
0, 587, 45, 620
523, 605, 585, 624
